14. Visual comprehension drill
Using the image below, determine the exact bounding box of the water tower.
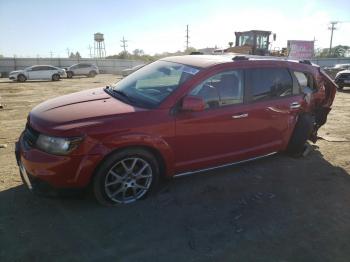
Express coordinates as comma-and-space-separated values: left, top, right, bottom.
94, 33, 106, 58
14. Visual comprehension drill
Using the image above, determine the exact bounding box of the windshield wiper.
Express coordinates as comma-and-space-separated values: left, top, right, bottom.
112, 89, 130, 100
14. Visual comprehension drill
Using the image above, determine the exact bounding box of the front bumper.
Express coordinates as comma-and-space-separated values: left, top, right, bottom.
15, 134, 101, 190
9, 75, 17, 80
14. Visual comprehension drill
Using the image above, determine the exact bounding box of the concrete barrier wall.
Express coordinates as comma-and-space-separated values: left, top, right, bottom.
1, 57, 350, 76
0, 58, 145, 75
310, 58, 350, 67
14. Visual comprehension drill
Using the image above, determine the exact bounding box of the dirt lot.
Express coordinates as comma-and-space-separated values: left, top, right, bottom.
0, 75, 350, 262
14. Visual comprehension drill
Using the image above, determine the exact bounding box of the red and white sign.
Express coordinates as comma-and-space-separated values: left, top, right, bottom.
287, 40, 314, 59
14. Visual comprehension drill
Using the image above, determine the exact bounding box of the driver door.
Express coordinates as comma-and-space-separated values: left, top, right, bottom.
27, 66, 43, 80
174, 69, 252, 173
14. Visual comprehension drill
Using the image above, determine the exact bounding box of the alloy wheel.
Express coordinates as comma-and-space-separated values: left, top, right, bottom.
104, 157, 153, 204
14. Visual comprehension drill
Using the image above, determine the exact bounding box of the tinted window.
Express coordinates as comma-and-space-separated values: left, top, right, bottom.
248, 68, 292, 101
79, 64, 90, 68
190, 70, 243, 109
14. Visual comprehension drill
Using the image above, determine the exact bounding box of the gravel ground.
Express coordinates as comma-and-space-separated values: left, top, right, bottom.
0, 75, 350, 262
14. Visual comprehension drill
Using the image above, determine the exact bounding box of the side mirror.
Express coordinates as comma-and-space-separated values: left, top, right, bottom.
181, 95, 205, 112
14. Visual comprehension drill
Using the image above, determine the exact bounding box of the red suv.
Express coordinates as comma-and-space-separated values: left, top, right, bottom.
15, 55, 337, 205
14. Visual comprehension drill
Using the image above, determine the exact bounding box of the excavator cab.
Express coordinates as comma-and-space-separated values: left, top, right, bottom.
227, 30, 271, 55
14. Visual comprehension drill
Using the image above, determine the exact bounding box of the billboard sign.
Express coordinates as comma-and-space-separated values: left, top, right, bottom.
287, 40, 314, 59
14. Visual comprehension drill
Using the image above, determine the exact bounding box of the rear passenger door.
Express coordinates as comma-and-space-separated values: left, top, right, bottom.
245, 67, 303, 150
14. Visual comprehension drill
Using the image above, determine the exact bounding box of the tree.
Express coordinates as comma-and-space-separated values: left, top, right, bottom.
333, 45, 349, 57
133, 49, 144, 57
69, 51, 82, 59
117, 51, 129, 59
316, 45, 350, 58
228, 42, 233, 48
184, 47, 197, 54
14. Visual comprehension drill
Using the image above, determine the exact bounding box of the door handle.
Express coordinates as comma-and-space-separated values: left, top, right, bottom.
290, 102, 301, 109
232, 113, 248, 119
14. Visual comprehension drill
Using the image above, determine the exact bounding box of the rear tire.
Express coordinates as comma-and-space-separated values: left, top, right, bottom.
17, 74, 26, 82
52, 74, 60, 81
93, 148, 160, 206
286, 113, 314, 156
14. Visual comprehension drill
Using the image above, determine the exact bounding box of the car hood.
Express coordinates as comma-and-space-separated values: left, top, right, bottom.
29, 87, 145, 133
10, 70, 24, 74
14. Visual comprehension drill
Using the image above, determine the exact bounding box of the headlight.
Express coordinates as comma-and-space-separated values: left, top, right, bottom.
36, 134, 83, 155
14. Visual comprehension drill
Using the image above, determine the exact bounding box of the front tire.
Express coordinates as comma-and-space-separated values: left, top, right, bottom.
93, 148, 159, 206
67, 71, 73, 78
17, 74, 26, 82
52, 74, 60, 81
88, 71, 96, 77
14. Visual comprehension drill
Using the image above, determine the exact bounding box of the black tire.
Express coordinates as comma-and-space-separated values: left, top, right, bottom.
88, 71, 96, 77
93, 148, 160, 206
52, 74, 60, 81
286, 113, 314, 156
67, 71, 73, 78
17, 74, 26, 82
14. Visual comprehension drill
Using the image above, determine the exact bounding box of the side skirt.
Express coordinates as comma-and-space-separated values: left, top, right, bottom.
173, 152, 277, 178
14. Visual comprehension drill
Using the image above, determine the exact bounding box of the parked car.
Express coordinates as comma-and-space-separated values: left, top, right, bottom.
9, 65, 66, 82
324, 63, 350, 79
15, 55, 337, 205
334, 69, 350, 90
66, 63, 99, 78
121, 64, 145, 77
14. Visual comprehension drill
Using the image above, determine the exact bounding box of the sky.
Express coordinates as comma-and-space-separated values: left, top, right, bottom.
0, 0, 349, 58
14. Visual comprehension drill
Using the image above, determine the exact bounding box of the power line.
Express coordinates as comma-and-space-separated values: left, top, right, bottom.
328, 21, 338, 55
185, 24, 190, 50
121, 36, 128, 52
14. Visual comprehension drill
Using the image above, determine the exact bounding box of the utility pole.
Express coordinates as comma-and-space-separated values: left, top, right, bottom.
120, 36, 128, 53
185, 24, 190, 50
328, 21, 338, 56
66, 48, 70, 58
49, 51, 54, 59
88, 45, 93, 58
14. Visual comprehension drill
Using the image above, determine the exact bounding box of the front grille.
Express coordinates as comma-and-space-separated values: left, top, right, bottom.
23, 124, 39, 148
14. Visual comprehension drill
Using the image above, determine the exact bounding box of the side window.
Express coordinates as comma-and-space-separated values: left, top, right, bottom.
32, 66, 44, 71
293, 71, 316, 91
294, 71, 308, 88
189, 70, 244, 109
248, 68, 293, 101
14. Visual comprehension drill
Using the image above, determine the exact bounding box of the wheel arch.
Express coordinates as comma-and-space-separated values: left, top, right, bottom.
17, 73, 27, 81
84, 141, 172, 188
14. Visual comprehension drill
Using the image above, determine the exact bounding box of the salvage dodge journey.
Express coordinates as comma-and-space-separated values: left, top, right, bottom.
15, 55, 337, 205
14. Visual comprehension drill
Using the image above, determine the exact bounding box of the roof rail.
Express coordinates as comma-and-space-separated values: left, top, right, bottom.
299, 60, 312, 65
232, 55, 249, 61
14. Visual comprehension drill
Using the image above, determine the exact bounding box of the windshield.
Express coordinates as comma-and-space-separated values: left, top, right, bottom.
110, 60, 200, 108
